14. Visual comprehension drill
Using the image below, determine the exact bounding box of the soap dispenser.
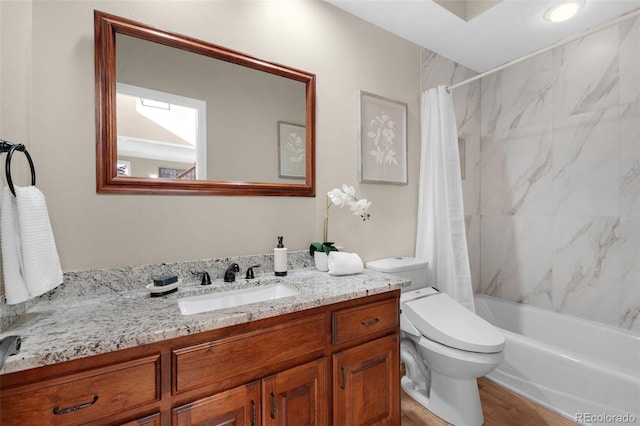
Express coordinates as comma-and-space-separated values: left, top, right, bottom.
274, 236, 288, 276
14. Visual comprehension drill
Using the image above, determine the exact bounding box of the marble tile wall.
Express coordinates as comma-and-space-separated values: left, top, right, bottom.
478, 16, 639, 331
421, 15, 638, 331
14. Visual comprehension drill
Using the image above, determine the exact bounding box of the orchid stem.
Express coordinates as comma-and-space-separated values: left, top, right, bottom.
323, 196, 330, 242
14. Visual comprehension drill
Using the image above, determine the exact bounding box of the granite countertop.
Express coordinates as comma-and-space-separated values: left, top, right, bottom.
0, 268, 407, 375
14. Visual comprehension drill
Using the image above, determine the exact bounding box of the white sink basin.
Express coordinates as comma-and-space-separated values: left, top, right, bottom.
178, 283, 300, 315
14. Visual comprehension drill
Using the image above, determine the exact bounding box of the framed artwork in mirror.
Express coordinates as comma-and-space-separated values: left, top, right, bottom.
359, 91, 407, 184
278, 121, 306, 179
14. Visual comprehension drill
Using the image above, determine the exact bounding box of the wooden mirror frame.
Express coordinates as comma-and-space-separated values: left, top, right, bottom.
95, 11, 316, 196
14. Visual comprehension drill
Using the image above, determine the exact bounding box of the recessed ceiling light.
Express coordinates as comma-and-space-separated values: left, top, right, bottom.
544, 0, 585, 23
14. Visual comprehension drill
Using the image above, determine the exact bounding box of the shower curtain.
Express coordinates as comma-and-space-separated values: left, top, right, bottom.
416, 86, 475, 311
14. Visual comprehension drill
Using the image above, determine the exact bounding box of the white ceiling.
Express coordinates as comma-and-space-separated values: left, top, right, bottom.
325, 0, 640, 72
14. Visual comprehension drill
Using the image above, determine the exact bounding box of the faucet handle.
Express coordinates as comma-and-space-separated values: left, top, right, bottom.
192, 271, 212, 285
246, 265, 261, 279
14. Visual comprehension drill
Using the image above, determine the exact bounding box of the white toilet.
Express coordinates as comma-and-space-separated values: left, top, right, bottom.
366, 257, 505, 426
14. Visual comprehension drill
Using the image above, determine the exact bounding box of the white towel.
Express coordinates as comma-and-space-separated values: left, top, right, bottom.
328, 252, 364, 276
1, 186, 63, 304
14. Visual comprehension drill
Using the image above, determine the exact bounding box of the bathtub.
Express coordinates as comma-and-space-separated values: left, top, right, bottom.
474, 294, 640, 425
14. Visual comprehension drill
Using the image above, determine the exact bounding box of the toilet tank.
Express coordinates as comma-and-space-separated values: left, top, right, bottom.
366, 257, 429, 292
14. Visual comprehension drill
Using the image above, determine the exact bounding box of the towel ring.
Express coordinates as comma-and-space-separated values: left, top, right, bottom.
5, 144, 36, 197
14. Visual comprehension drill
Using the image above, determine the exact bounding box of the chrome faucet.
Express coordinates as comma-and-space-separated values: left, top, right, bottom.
0, 335, 21, 370
224, 263, 240, 282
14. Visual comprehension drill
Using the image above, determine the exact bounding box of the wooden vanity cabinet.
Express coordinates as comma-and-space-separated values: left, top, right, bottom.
171, 314, 327, 396
331, 298, 400, 424
172, 358, 328, 426
0, 291, 400, 425
172, 381, 261, 425
120, 412, 162, 426
261, 357, 328, 425
332, 335, 399, 425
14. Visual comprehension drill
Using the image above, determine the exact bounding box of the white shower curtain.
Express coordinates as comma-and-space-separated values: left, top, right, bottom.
415, 86, 475, 311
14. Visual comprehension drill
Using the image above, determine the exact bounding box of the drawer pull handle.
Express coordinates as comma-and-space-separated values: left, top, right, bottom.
361, 317, 380, 327
53, 395, 99, 415
250, 399, 256, 426
340, 366, 346, 389
270, 391, 276, 419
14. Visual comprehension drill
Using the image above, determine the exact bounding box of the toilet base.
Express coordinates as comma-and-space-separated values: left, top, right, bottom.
401, 372, 484, 426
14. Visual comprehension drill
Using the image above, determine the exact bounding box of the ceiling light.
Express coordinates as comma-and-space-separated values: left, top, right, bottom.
544, 0, 585, 23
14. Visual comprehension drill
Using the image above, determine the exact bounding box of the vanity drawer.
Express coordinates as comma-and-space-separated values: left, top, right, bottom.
0, 354, 161, 426
332, 298, 398, 345
172, 313, 327, 394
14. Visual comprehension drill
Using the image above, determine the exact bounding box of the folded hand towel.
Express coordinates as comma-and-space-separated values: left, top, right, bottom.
1, 187, 30, 304
328, 252, 364, 276
1, 186, 63, 304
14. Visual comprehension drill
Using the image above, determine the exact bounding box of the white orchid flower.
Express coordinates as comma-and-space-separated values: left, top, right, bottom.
328, 185, 355, 207
327, 188, 346, 206
323, 184, 372, 241
349, 198, 371, 221
341, 184, 355, 198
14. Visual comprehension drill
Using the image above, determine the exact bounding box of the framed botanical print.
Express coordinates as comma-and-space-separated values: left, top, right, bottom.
278, 121, 306, 179
359, 91, 408, 184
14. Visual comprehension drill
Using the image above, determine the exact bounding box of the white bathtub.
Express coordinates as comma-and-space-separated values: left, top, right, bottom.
474, 294, 640, 425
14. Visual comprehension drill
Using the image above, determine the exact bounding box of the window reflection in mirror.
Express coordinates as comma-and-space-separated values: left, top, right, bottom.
116, 82, 206, 180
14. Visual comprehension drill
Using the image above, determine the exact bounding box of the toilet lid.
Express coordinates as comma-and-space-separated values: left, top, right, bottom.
403, 292, 505, 353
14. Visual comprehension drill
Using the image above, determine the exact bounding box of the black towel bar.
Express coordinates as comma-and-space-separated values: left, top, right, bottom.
0, 139, 36, 197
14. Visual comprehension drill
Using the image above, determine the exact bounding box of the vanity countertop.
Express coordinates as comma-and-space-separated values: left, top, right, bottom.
0, 268, 407, 375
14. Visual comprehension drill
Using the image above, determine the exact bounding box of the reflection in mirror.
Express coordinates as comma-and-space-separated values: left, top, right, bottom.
95, 11, 316, 196
116, 82, 206, 180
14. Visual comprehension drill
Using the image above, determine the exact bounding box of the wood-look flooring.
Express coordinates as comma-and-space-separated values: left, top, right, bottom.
401, 377, 578, 425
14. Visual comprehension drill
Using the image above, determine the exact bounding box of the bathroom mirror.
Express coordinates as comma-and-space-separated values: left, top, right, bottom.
95, 11, 316, 196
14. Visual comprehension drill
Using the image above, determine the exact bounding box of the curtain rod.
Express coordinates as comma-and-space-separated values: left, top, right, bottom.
447, 7, 640, 92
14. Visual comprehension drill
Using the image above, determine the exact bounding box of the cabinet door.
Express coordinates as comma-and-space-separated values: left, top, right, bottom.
119, 412, 161, 426
172, 381, 260, 426
261, 358, 328, 426
333, 335, 399, 425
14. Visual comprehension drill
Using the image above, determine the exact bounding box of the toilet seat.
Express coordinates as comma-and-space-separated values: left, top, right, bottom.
402, 289, 505, 354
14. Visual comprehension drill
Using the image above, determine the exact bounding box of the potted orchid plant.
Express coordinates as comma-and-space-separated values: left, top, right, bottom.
310, 184, 371, 271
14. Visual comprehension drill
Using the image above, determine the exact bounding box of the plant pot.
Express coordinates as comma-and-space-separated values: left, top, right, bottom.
314, 251, 329, 272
